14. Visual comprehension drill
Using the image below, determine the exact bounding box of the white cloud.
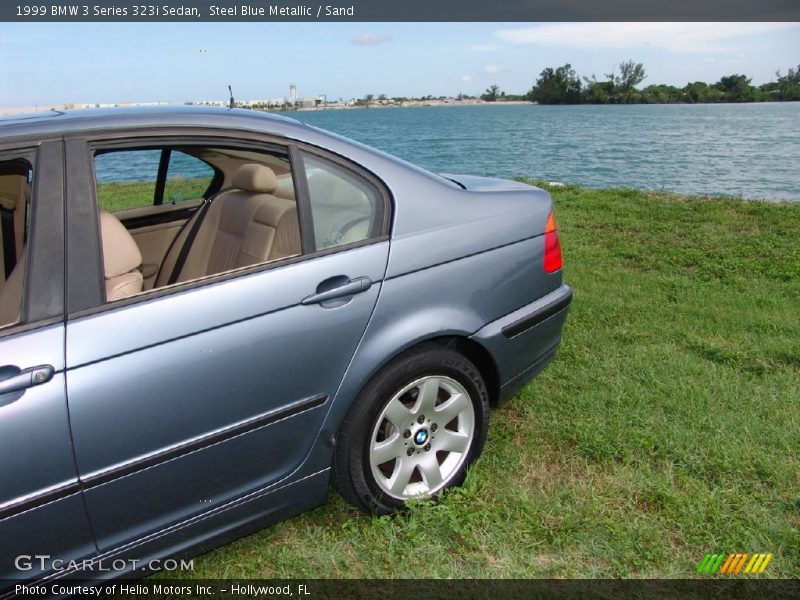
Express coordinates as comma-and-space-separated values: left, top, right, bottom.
351, 33, 391, 46
482, 64, 506, 75
459, 75, 472, 82
495, 22, 800, 54
467, 44, 500, 52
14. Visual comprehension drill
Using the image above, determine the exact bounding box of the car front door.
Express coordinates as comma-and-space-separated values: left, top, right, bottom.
0, 142, 96, 583
62, 134, 391, 551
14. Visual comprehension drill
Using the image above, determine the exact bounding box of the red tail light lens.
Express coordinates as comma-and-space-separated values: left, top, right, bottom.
543, 212, 563, 273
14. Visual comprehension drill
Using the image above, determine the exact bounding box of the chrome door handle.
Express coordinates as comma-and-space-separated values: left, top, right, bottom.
0, 365, 55, 395
302, 277, 372, 305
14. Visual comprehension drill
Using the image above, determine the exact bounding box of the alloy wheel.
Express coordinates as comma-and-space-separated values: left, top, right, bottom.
368, 375, 475, 499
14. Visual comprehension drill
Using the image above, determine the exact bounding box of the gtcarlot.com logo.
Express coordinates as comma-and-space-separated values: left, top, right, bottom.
14, 555, 194, 573
696, 552, 772, 575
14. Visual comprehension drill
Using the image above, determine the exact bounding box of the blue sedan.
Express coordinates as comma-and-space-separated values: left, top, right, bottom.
0, 107, 571, 586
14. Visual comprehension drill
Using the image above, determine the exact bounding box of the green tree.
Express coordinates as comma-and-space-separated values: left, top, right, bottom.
775, 65, 800, 101
481, 84, 501, 102
607, 60, 646, 103
641, 84, 680, 104
714, 74, 754, 102
529, 64, 582, 104
617, 60, 647, 90
683, 81, 722, 103
582, 74, 615, 104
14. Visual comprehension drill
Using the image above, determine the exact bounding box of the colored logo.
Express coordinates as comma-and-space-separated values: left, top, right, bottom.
414, 429, 429, 445
696, 553, 772, 575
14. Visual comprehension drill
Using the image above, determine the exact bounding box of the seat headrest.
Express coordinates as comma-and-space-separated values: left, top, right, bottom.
100, 210, 142, 279
232, 164, 278, 193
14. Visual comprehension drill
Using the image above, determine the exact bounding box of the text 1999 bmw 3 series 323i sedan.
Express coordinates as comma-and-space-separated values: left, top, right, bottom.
0, 107, 571, 588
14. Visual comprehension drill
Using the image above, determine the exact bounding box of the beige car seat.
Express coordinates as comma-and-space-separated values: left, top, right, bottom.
156, 163, 300, 287
100, 210, 144, 302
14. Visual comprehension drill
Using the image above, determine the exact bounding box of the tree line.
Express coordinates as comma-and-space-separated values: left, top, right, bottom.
515, 60, 800, 104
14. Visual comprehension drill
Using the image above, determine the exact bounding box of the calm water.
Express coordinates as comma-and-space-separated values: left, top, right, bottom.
293, 103, 800, 203
96, 103, 800, 202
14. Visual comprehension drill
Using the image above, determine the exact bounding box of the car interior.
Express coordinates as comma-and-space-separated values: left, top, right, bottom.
0, 144, 380, 330
94, 146, 306, 293
154, 161, 301, 286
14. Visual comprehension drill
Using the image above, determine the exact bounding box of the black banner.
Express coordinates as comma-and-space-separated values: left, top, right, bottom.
4, 579, 800, 600
2, 0, 799, 22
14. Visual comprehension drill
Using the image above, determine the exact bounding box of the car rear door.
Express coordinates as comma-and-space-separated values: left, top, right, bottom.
62, 133, 391, 551
0, 141, 96, 583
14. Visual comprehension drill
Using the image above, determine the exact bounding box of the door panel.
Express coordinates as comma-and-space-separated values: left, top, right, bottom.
66, 242, 388, 549
0, 326, 71, 498
73, 398, 328, 550
0, 327, 96, 581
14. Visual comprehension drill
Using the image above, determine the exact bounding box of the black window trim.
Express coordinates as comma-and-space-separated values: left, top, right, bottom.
154, 147, 171, 205
63, 127, 393, 318
66, 138, 105, 313
0, 140, 65, 337
287, 144, 314, 255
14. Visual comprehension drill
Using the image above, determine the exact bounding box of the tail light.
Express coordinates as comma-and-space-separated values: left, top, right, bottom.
543, 211, 563, 273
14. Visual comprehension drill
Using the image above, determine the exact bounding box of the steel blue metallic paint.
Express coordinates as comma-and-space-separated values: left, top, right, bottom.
0, 107, 571, 589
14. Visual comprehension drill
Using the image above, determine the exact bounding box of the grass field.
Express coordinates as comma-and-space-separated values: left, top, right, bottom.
96, 177, 208, 213
160, 183, 798, 578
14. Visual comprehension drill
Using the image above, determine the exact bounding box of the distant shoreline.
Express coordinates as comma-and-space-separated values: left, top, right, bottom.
290, 100, 533, 112
0, 100, 535, 116
6, 99, 800, 116
282, 100, 800, 113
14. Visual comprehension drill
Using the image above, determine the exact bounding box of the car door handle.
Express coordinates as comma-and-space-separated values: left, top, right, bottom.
0, 364, 55, 395
302, 276, 372, 305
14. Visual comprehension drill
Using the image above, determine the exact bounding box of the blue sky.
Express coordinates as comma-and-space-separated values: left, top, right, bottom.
1, 22, 798, 106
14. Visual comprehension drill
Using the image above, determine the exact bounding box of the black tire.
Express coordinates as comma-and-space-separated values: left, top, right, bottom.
332, 342, 490, 514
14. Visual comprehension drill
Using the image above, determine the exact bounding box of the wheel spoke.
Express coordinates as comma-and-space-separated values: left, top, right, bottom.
383, 397, 413, 429
371, 432, 403, 466
415, 377, 440, 414
388, 456, 416, 496
436, 429, 470, 454
418, 454, 443, 490
434, 392, 469, 423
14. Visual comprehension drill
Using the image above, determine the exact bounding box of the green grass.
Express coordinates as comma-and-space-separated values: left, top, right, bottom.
164, 183, 799, 578
96, 177, 208, 213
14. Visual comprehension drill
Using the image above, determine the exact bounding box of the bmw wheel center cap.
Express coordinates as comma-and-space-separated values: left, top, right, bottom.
414, 429, 429, 445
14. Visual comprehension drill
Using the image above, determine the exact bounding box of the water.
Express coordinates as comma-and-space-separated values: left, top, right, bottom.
292, 103, 800, 203
94, 103, 800, 202
94, 149, 212, 183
